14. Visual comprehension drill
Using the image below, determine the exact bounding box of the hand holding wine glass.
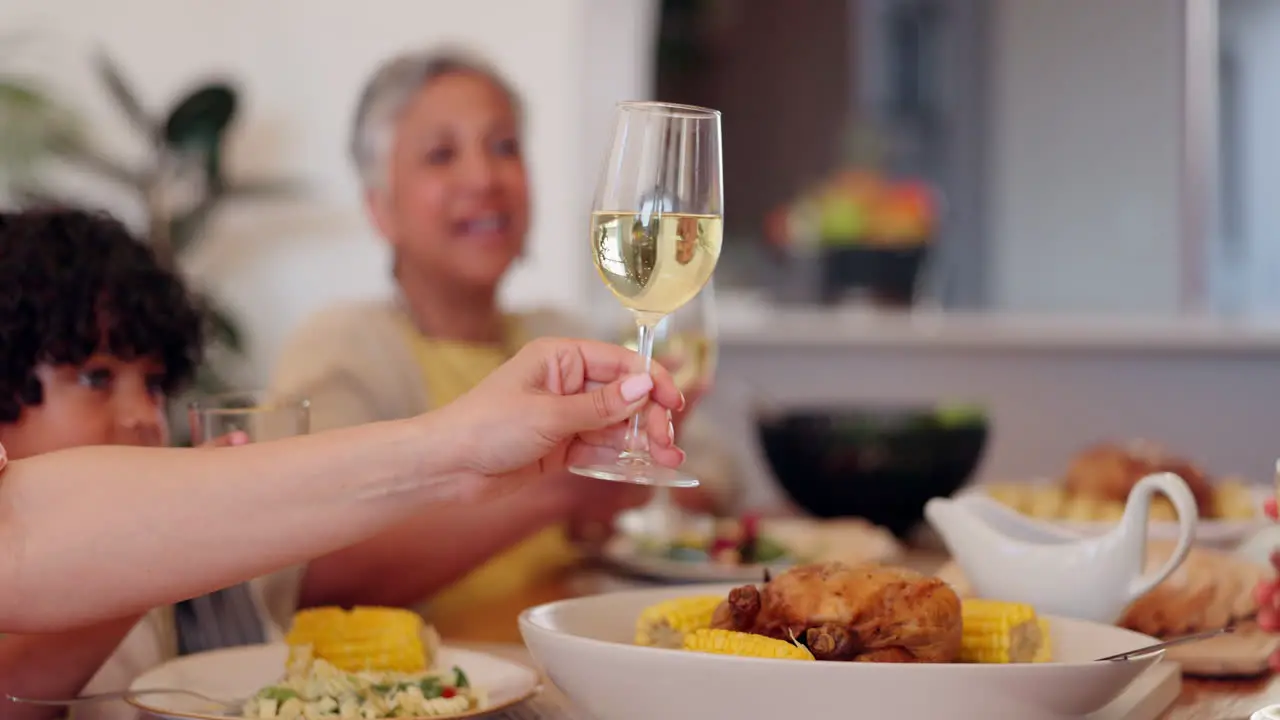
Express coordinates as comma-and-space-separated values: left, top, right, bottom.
571, 101, 723, 488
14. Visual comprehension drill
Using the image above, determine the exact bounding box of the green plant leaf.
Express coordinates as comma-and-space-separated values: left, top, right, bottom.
165, 178, 305, 259
47, 133, 146, 189
0, 77, 82, 171
202, 298, 245, 355
169, 196, 219, 256
94, 50, 158, 138
9, 185, 70, 209
0, 77, 48, 108
223, 178, 307, 199
164, 84, 237, 144
164, 84, 237, 186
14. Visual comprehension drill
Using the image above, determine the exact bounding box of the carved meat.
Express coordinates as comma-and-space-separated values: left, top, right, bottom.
1063, 441, 1215, 516
723, 562, 963, 663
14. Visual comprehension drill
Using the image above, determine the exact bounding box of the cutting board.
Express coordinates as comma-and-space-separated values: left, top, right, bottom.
1167, 630, 1279, 678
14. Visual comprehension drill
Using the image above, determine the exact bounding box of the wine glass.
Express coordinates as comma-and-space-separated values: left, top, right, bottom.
621, 281, 718, 399
570, 101, 723, 488
620, 281, 719, 536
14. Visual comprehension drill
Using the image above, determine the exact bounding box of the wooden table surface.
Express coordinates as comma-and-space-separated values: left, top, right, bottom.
429, 558, 1280, 720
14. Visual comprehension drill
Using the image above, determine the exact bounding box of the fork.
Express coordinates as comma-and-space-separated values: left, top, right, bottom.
6, 688, 242, 712
1096, 618, 1252, 662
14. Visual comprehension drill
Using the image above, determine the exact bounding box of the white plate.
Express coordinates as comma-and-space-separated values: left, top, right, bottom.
519, 583, 1167, 720
601, 536, 791, 582
967, 483, 1270, 548
127, 644, 540, 720
603, 516, 904, 583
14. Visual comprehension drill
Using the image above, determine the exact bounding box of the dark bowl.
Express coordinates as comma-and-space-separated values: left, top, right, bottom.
756, 406, 989, 539
820, 245, 929, 307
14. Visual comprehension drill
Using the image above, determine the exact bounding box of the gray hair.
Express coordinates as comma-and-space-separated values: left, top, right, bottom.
349, 47, 523, 192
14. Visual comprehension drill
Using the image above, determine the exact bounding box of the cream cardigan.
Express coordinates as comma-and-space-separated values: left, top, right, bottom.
268, 299, 737, 507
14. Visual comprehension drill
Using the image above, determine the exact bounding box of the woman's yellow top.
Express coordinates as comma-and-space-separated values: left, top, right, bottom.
400, 316, 578, 626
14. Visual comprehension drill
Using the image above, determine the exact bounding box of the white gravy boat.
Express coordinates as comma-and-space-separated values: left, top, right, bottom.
925, 472, 1199, 624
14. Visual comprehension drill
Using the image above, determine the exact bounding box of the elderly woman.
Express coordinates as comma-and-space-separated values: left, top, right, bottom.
270, 49, 735, 630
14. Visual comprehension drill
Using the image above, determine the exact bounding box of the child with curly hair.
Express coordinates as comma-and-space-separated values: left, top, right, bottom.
0, 208, 290, 720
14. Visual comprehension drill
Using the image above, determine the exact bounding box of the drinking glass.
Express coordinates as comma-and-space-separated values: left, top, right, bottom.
181, 390, 309, 652
622, 281, 719, 535
570, 101, 723, 488
188, 390, 310, 445
618, 281, 719, 398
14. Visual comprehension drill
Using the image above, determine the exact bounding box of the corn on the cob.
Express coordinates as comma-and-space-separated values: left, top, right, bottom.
635, 596, 724, 649
682, 629, 814, 661
285, 606, 436, 672
1032, 617, 1052, 663
960, 599, 1046, 664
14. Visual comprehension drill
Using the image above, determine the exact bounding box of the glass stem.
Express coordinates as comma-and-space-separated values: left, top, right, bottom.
621, 318, 657, 461
653, 486, 673, 508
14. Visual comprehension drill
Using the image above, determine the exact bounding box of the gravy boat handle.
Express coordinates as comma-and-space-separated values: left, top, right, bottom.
1125, 472, 1199, 602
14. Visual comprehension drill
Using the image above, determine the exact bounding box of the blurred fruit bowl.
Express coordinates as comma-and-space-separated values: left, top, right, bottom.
766, 170, 940, 251
756, 405, 989, 538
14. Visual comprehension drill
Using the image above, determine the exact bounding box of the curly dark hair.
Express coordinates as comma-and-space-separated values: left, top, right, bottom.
0, 208, 205, 422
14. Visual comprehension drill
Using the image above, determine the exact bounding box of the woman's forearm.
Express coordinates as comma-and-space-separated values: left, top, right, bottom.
299, 479, 572, 609
0, 415, 470, 632
0, 616, 139, 719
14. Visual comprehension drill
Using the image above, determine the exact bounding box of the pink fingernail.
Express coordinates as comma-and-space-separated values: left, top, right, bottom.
620, 374, 654, 403
229, 431, 249, 446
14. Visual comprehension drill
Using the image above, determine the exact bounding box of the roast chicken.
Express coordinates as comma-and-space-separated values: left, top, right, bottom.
712, 562, 962, 663
1063, 440, 1215, 516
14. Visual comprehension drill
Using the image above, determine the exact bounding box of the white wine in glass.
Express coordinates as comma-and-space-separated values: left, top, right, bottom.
592, 212, 723, 317
571, 101, 723, 488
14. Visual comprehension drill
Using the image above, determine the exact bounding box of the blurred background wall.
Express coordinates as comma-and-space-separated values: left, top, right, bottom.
0, 0, 658, 385
7, 0, 1280, 510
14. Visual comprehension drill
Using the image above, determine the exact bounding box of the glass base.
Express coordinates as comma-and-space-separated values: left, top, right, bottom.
569, 458, 700, 488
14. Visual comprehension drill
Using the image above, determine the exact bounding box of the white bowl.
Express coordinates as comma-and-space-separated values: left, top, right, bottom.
519, 584, 1166, 720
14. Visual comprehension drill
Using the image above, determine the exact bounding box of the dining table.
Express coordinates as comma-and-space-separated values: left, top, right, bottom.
431, 551, 1280, 720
